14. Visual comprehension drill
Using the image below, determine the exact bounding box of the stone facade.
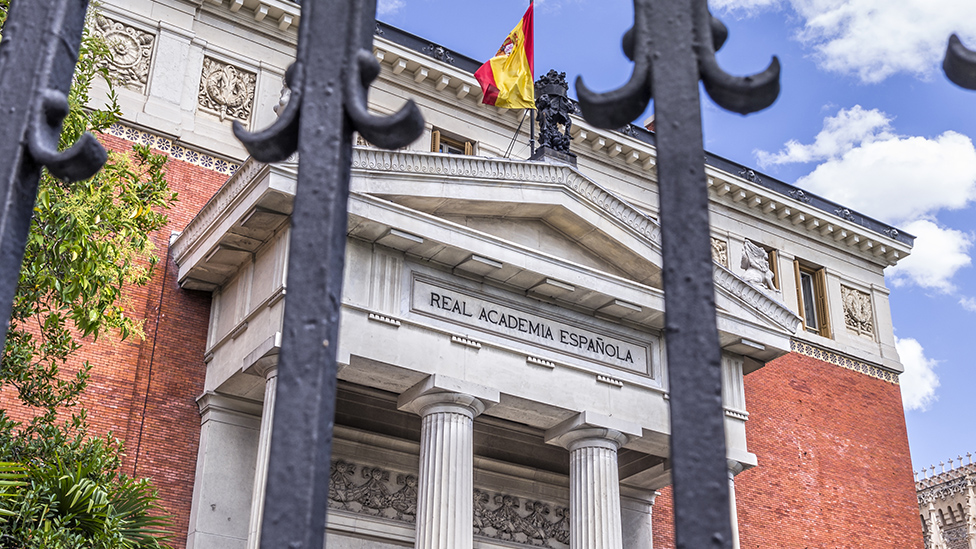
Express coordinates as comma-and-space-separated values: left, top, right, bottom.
0, 1, 927, 548
917, 457, 976, 549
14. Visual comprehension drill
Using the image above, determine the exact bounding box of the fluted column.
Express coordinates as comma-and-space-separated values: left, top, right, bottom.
728, 461, 744, 549
246, 365, 278, 549
398, 375, 499, 549
546, 412, 642, 549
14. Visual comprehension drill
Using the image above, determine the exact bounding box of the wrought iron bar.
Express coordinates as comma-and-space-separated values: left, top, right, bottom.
944, 34, 976, 90
232, 0, 424, 546
574, 1, 779, 547
0, 0, 107, 351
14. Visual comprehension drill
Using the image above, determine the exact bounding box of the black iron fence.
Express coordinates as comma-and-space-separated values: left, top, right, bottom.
5, 0, 968, 548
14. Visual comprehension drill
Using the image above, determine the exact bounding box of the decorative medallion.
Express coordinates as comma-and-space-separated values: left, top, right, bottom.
711, 237, 728, 267
91, 15, 154, 92
841, 285, 874, 337
198, 57, 256, 122
884, 227, 900, 239
835, 208, 857, 222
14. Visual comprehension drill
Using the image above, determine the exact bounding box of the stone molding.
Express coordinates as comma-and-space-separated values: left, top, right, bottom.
104, 123, 239, 175
170, 158, 280, 261
714, 263, 801, 333
91, 15, 155, 92
790, 339, 898, 384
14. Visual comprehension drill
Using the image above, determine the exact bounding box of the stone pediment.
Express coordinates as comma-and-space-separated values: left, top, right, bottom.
350, 148, 801, 342
173, 149, 800, 364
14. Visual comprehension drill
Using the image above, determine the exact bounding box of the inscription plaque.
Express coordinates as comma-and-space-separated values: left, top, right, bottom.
411, 277, 651, 374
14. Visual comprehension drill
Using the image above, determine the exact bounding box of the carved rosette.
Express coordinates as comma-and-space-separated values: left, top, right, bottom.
841, 285, 874, 337
711, 237, 728, 267
198, 57, 256, 122
91, 16, 154, 92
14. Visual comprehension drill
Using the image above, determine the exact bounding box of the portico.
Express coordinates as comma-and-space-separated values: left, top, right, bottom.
173, 149, 799, 549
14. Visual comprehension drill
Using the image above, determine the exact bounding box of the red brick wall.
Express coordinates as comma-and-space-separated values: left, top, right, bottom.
0, 133, 227, 549
652, 351, 923, 548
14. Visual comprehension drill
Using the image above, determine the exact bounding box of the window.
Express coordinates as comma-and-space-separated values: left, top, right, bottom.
431, 129, 474, 155
793, 260, 831, 338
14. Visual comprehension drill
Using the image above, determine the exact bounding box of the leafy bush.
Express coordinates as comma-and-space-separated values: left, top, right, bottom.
0, 1, 178, 547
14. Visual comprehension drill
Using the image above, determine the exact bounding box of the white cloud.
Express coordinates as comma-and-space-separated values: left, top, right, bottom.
757, 105, 894, 166
886, 220, 973, 293
758, 107, 976, 293
758, 107, 976, 226
960, 296, 976, 312
713, 0, 976, 83
895, 336, 940, 411
377, 0, 405, 17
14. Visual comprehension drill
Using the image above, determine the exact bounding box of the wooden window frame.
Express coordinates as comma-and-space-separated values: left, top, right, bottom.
793, 260, 831, 338
431, 129, 474, 155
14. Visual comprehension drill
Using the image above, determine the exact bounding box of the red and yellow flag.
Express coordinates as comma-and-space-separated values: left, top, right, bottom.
475, 4, 534, 109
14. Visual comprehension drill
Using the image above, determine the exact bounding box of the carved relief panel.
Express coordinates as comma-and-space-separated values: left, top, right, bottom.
841, 285, 874, 338
198, 57, 257, 122
328, 459, 570, 548
711, 237, 728, 267
91, 15, 155, 92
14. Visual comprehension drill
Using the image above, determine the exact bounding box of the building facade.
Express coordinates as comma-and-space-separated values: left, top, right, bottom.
0, 1, 925, 547
917, 457, 976, 549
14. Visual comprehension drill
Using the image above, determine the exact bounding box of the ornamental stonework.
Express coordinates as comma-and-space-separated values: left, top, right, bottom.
198, 57, 256, 122
327, 459, 569, 548
474, 489, 569, 548
92, 15, 154, 92
841, 285, 874, 337
711, 237, 728, 267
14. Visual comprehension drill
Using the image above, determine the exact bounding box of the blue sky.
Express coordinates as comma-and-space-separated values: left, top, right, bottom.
378, 0, 976, 474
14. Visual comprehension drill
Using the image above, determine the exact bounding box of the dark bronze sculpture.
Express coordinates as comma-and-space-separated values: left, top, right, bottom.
534, 70, 576, 154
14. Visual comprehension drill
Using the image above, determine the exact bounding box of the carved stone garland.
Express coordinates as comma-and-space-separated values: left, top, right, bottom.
328, 460, 570, 548
841, 285, 874, 337
91, 15, 154, 92
198, 57, 256, 122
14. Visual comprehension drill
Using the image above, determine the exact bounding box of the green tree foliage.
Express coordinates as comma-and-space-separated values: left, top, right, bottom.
0, 1, 177, 547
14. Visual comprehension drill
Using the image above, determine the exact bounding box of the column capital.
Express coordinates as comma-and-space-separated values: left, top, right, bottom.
397, 374, 499, 418
544, 411, 642, 451
728, 459, 745, 477
242, 332, 281, 378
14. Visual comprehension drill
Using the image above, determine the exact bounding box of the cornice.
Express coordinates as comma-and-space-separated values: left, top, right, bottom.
713, 265, 801, 333
790, 339, 899, 384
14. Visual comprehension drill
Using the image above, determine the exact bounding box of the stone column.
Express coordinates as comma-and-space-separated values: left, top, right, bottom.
546, 412, 642, 549
398, 375, 499, 549
728, 461, 744, 549
246, 365, 277, 549
620, 487, 659, 549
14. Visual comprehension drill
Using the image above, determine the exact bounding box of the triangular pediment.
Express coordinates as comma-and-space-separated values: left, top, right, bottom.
350, 149, 801, 341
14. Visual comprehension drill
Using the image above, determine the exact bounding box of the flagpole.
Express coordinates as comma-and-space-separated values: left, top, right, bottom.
528, 0, 535, 157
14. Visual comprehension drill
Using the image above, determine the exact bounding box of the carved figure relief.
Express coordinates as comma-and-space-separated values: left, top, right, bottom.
473, 489, 569, 548
198, 57, 256, 122
711, 237, 728, 267
327, 459, 569, 547
841, 285, 874, 337
740, 240, 776, 292
91, 16, 154, 92
328, 460, 418, 523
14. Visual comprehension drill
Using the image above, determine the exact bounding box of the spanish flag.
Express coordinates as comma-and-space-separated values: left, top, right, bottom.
475, 3, 534, 109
